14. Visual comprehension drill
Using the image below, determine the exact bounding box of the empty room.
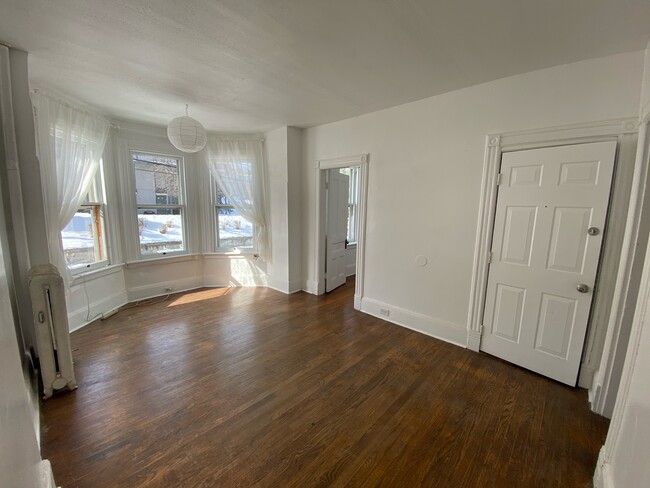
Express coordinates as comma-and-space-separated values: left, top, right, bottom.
1, 1, 650, 487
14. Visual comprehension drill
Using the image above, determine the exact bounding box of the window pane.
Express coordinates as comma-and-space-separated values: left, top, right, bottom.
347, 204, 356, 243
62, 207, 104, 269
217, 207, 253, 249
215, 184, 231, 206
132, 153, 180, 205
138, 208, 184, 254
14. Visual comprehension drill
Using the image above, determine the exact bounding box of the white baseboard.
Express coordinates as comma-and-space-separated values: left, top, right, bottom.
266, 277, 303, 294
68, 290, 128, 332
578, 364, 596, 389
127, 277, 203, 302
594, 449, 614, 488
40, 459, 57, 488
467, 328, 482, 352
288, 279, 303, 294
354, 294, 361, 310
303, 280, 320, 295
588, 367, 602, 407
361, 297, 468, 348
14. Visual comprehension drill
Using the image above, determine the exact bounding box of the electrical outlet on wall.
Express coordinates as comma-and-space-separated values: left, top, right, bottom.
380, 308, 390, 317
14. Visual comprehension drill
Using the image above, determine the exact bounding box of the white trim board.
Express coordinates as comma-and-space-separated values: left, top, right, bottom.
591, 113, 650, 417
126, 276, 204, 302
467, 118, 639, 406
68, 290, 128, 332
266, 277, 302, 294
310, 154, 369, 311
594, 114, 650, 482
361, 297, 468, 348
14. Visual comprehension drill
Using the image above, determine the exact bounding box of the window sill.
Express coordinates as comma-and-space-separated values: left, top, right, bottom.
203, 251, 260, 260
126, 253, 200, 269
347, 243, 357, 250
70, 263, 124, 285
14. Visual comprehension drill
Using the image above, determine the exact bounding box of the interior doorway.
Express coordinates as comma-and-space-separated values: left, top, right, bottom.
313, 154, 369, 309
325, 166, 361, 292
481, 141, 617, 386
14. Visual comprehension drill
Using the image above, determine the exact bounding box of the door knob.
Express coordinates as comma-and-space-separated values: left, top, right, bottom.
587, 227, 600, 236
577, 284, 590, 293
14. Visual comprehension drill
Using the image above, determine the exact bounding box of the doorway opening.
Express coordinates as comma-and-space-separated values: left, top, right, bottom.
467, 119, 639, 412
313, 154, 369, 309
481, 141, 617, 386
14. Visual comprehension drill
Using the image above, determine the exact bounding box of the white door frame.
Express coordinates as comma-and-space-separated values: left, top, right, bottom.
467, 119, 639, 400
594, 110, 650, 486
313, 154, 369, 309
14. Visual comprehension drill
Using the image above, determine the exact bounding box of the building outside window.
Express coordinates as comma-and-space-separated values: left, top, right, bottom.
61, 160, 108, 272
132, 152, 186, 256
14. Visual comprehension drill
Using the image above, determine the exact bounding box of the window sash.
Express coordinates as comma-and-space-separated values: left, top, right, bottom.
65, 204, 108, 273
137, 205, 186, 256
213, 171, 255, 251
131, 152, 187, 259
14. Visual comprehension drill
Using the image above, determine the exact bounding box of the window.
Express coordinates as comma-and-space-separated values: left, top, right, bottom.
213, 179, 254, 250
132, 152, 186, 256
61, 161, 108, 272
340, 167, 360, 245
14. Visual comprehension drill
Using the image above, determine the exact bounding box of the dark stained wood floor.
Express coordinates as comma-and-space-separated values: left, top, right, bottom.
42, 279, 609, 487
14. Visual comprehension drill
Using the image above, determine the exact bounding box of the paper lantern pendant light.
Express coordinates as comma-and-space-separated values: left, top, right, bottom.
167, 104, 207, 153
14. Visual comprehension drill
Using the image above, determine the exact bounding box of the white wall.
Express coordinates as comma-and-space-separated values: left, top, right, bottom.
302, 51, 644, 346
0, 107, 55, 487
595, 39, 650, 488
4, 48, 48, 354
266, 126, 290, 291
609, 299, 650, 486
67, 266, 127, 331
287, 127, 303, 289
265, 126, 302, 293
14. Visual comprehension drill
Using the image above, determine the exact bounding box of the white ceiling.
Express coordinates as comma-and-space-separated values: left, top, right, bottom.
1, 0, 649, 132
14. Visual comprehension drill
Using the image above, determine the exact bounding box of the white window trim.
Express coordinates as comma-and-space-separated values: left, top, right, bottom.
130, 150, 189, 260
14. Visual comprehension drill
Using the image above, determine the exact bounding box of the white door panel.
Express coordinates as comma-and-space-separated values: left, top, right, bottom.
325, 170, 349, 293
482, 141, 616, 385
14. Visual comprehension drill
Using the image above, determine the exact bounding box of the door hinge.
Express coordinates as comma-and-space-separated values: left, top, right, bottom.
325, 181, 329, 190
488, 251, 494, 263
496, 173, 504, 186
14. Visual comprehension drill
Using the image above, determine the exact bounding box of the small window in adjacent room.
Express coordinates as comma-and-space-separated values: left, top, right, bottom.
132, 152, 186, 257
213, 179, 254, 250
340, 167, 360, 245
61, 162, 108, 272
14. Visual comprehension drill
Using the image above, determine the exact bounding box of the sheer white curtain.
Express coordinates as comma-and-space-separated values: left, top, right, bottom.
204, 136, 270, 260
31, 90, 110, 283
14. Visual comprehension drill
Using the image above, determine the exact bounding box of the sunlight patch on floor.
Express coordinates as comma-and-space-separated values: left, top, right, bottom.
167, 287, 231, 307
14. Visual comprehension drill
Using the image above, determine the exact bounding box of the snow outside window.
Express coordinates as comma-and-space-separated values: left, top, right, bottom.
132, 152, 186, 257
214, 178, 254, 250
61, 160, 108, 272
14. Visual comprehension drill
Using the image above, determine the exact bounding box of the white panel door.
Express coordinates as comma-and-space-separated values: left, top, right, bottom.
325, 169, 349, 292
481, 141, 617, 385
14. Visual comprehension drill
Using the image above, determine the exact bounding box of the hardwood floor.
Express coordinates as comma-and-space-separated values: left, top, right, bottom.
42, 280, 609, 487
